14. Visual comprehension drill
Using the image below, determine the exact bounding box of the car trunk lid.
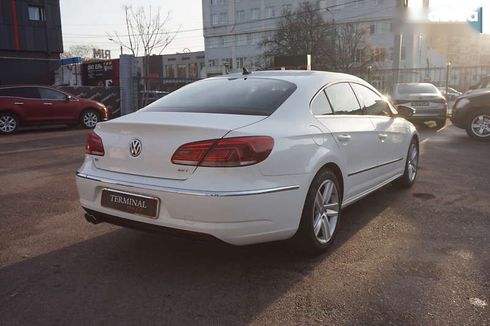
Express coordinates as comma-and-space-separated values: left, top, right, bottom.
92, 112, 265, 180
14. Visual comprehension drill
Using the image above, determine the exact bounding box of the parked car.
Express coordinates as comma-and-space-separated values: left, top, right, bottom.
451, 89, 490, 141
0, 85, 108, 134
438, 86, 462, 101
77, 71, 419, 255
392, 83, 448, 129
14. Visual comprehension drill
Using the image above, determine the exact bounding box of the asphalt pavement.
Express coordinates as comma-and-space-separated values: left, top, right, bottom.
0, 123, 488, 325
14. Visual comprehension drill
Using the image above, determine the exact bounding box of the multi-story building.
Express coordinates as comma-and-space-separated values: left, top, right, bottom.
0, 0, 63, 85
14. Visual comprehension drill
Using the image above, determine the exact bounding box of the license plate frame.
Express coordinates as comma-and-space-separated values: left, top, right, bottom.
411, 101, 430, 107
101, 188, 160, 219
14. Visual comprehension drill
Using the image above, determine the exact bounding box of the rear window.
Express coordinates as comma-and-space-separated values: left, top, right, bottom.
396, 84, 439, 95
144, 78, 297, 116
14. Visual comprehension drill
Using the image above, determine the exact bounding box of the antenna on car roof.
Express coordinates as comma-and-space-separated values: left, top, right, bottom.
242, 67, 251, 75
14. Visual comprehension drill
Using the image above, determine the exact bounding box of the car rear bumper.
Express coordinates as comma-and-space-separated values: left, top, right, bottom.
75, 170, 308, 246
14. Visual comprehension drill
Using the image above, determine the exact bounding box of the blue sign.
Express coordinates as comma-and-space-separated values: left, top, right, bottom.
469, 7, 483, 33
60, 57, 82, 65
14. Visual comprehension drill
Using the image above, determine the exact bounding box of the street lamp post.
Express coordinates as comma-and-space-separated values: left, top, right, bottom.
446, 62, 451, 98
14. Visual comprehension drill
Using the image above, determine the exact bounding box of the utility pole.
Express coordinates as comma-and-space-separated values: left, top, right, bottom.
326, 8, 336, 70
392, 0, 407, 92
446, 62, 451, 97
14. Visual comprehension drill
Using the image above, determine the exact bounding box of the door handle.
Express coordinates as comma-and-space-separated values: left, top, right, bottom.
43, 102, 53, 106
14, 102, 24, 105
378, 133, 388, 140
337, 134, 352, 141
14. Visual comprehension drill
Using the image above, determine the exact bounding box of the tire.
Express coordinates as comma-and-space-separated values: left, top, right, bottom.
291, 168, 342, 256
465, 111, 490, 141
80, 109, 99, 129
393, 138, 419, 189
0, 112, 19, 135
435, 119, 446, 130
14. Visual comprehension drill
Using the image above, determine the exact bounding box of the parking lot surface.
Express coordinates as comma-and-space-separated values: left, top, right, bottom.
0, 124, 489, 325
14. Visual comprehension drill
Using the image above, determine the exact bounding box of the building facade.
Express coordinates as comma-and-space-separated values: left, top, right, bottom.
0, 0, 63, 85
202, 0, 489, 82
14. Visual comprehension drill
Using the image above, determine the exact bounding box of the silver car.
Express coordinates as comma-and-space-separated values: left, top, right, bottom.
393, 83, 448, 129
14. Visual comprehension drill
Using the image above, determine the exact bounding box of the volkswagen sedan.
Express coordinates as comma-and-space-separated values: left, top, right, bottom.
76, 71, 419, 255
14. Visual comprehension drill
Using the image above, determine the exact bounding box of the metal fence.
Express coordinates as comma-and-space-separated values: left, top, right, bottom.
360, 66, 490, 95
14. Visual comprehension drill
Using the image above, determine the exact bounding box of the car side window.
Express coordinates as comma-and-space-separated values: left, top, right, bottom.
351, 83, 392, 117
311, 90, 333, 115
37, 88, 67, 100
324, 83, 362, 115
0, 88, 13, 97
11, 87, 40, 99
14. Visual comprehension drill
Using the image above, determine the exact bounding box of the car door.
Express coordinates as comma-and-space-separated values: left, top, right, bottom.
9, 87, 43, 122
36, 87, 74, 121
314, 82, 380, 200
350, 83, 408, 181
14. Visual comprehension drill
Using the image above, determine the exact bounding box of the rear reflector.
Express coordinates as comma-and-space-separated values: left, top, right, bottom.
172, 136, 274, 167
85, 131, 105, 156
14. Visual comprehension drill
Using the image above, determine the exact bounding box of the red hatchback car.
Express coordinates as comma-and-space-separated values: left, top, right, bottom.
0, 85, 108, 134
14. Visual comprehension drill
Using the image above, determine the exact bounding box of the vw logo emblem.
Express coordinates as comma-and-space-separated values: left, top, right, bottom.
129, 139, 142, 157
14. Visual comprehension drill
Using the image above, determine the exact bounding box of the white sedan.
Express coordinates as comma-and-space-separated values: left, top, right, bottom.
76, 71, 419, 255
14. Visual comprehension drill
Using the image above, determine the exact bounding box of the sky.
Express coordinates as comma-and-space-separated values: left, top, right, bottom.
60, 0, 204, 57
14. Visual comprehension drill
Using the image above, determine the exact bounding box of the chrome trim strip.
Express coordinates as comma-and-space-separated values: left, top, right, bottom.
76, 172, 300, 197
348, 158, 404, 177
343, 173, 402, 207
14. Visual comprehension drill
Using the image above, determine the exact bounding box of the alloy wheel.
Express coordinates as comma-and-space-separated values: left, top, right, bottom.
83, 112, 98, 128
471, 114, 490, 138
407, 143, 418, 182
313, 179, 340, 244
0, 115, 17, 133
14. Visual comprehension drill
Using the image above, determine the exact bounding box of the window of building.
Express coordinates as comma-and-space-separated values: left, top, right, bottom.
251, 8, 260, 20
28, 6, 45, 21
177, 64, 186, 79
324, 83, 362, 115
236, 10, 245, 23
265, 6, 275, 18
351, 84, 391, 117
189, 63, 198, 79
223, 58, 233, 69
208, 59, 217, 67
236, 57, 247, 69
282, 4, 292, 13
211, 14, 219, 26
182, 57, 190, 61
311, 90, 333, 115
219, 12, 228, 25
166, 65, 175, 78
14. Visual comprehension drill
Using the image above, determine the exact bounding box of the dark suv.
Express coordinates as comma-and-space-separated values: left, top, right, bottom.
0, 85, 108, 134
451, 90, 490, 141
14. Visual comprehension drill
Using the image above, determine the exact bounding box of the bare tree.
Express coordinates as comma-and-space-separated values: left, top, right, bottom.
61, 44, 97, 60
107, 5, 179, 105
107, 5, 178, 57
261, 3, 374, 73
262, 3, 330, 69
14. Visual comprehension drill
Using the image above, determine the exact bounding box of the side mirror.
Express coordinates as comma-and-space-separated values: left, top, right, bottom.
66, 95, 72, 101
395, 105, 416, 118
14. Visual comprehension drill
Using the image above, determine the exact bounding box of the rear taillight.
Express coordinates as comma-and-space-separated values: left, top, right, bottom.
172, 136, 274, 167
85, 131, 105, 156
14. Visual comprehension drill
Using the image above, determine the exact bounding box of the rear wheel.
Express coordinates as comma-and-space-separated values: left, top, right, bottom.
0, 112, 18, 134
80, 110, 99, 129
466, 111, 490, 141
292, 168, 341, 256
393, 138, 419, 189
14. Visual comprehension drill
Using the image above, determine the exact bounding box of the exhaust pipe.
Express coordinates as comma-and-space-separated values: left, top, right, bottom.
85, 213, 103, 225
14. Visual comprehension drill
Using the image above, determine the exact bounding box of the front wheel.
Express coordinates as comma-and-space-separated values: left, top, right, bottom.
466, 111, 490, 141
393, 138, 419, 189
292, 168, 342, 256
80, 110, 99, 129
0, 112, 19, 134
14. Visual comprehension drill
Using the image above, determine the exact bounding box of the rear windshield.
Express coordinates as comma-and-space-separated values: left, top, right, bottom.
396, 84, 439, 94
144, 78, 297, 116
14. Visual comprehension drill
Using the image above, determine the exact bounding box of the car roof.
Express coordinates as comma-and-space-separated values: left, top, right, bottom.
209, 70, 370, 96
